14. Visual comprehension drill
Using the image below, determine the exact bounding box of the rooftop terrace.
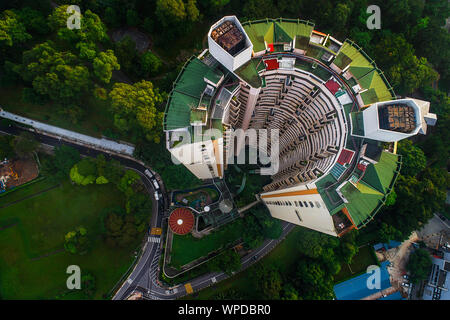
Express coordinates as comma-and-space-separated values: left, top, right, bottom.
378, 103, 416, 133
211, 20, 246, 56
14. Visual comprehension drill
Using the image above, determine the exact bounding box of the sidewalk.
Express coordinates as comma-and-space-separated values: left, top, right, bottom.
0, 109, 135, 156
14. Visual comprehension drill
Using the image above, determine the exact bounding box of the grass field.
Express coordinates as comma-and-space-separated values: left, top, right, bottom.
187, 226, 308, 300
170, 219, 245, 268
334, 245, 378, 283
0, 179, 142, 299
187, 228, 378, 299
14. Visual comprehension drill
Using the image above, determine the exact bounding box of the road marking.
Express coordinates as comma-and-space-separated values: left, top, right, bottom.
185, 283, 193, 294
148, 236, 160, 243
150, 227, 162, 235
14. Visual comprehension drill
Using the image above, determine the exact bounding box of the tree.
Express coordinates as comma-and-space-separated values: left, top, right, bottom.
0, 135, 15, 159
397, 139, 426, 176
155, 0, 199, 37
104, 7, 119, 28
140, 51, 162, 77
64, 226, 90, 254
15, 7, 49, 35
16, 41, 91, 104
70, 158, 98, 186
81, 272, 96, 298
103, 210, 143, 247
114, 36, 138, 75
48, 6, 107, 45
252, 264, 283, 299
294, 259, 334, 300
93, 49, 120, 83
117, 169, 140, 198
407, 248, 432, 284
209, 249, 241, 275
109, 80, 164, 142
13, 132, 38, 158
378, 222, 402, 243
40, 145, 80, 181
126, 9, 139, 27
251, 205, 282, 239
242, 214, 264, 249
374, 33, 437, 93
0, 10, 31, 47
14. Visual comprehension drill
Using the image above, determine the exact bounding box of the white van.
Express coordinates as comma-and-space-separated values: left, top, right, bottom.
145, 169, 153, 178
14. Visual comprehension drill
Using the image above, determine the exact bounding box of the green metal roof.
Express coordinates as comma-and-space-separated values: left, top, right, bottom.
361, 151, 400, 194
235, 58, 263, 88
335, 40, 396, 104
205, 68, 223, 85
341, 151, 400, 227
341, 181, 384, 227
242, 18, 314, 53
164, 57, 218, 131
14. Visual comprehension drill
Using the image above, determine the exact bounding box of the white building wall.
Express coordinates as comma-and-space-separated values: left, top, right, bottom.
361, 99, 422, 142
263, 192, 337, 236
207, 16, 253, 72
261, 182, 337, 236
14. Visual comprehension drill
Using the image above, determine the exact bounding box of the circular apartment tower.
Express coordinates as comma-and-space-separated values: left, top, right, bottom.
168, 208, 195, 235
163, 16, 435, 237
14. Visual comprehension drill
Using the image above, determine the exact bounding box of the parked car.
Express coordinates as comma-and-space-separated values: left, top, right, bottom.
401, 282, 410, 287
144, 169, 153, 178
154, 191, 160, 201
403, 274, 409, 280
151, 179, 159, 190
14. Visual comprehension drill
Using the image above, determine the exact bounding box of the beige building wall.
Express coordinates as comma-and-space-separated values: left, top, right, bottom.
261, 185, 337, 236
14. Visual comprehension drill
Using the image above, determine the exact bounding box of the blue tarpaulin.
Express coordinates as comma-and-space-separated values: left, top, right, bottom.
373, 240, 402, 251
378, 291, 404, 300
334, 261, 391, 300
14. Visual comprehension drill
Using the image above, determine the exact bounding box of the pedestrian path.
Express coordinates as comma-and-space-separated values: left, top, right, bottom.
148, 236, 160, 243
0, 109, 134, 156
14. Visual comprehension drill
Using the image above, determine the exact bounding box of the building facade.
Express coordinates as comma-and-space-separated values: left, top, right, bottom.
163, 16, 437, 237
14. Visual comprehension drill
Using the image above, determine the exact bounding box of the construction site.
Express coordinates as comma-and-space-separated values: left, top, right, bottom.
0, 159, 38, 193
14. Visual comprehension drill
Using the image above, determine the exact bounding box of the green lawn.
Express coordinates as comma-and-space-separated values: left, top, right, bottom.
170, 219, 245, 268
188, 226, 308, 300
188, 228, 378, 300
0, 179, 141, 299
334, 245, 378, 283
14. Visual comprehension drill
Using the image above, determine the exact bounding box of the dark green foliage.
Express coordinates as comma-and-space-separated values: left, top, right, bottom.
208, 249, 241, 275
13, 131, 38, 158
40, 145, 81, 181
293, 259, 334, 300
407, 248, 432, 284
397, 139, 427, 176
126, 9, 139, 27
252, 264, 283, 299
0, 135, 15, 160
64, 226, 90, 254
81, 272, 96, 298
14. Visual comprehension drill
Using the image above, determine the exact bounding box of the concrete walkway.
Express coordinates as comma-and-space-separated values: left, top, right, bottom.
0, 109, 135, 156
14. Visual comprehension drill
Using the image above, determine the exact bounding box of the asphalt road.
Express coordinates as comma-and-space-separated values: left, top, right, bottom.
0, 52, 349, 300
1, 123, 296, 300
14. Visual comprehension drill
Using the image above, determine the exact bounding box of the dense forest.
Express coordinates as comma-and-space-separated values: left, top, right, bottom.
0, 0, 449, 299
